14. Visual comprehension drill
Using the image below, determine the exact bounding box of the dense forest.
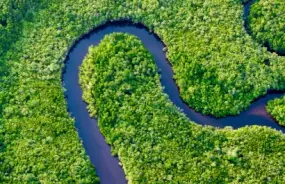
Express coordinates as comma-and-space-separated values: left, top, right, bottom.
80, 33, 285, 183
1, 0, 285, 182
0, 0, 98, 182
247, 0, 285, 126
248, 0, 285, 55
0, 0, 49, 55
267, 97, 285, 126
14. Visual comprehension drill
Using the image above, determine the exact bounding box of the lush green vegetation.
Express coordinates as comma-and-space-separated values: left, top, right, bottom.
248, 0, 285, 54
247, 0, 285, 126
267, 97, 285, 126
0, 0, 49, 55
80, 33, 285, 183
1, 0, 285, 182
0, 1, 99, 182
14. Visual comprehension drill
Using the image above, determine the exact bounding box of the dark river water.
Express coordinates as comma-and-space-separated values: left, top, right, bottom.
62, 2, 285, 184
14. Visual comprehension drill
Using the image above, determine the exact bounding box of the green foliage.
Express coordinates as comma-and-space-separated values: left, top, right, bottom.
0, 82, 99, 183
1, 0, 285, 182
248, 0, 285, 126
122, 0, 285, 117
267, 97, 285, 126
249, 0, 285, 54
0, 0, 49, 55
80, 33, 285, 183
0, 1, 100, 183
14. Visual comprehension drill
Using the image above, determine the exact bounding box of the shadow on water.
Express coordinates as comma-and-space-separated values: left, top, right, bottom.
63, 19, 285, 184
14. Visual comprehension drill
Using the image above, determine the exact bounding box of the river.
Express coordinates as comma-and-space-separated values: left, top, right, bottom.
62, 1, 285, 183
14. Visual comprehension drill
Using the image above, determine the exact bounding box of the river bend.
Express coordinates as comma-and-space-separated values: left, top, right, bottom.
63, 2, 285, 183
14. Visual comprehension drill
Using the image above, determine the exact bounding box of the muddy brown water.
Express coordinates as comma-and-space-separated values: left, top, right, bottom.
63, 2, 285, 183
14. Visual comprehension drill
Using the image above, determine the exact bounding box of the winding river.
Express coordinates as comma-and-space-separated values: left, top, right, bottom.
63, 1, 285, 184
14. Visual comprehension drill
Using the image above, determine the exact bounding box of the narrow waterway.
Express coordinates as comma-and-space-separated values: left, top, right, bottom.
63, 21, 285, 184
62, 1, 285, 183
